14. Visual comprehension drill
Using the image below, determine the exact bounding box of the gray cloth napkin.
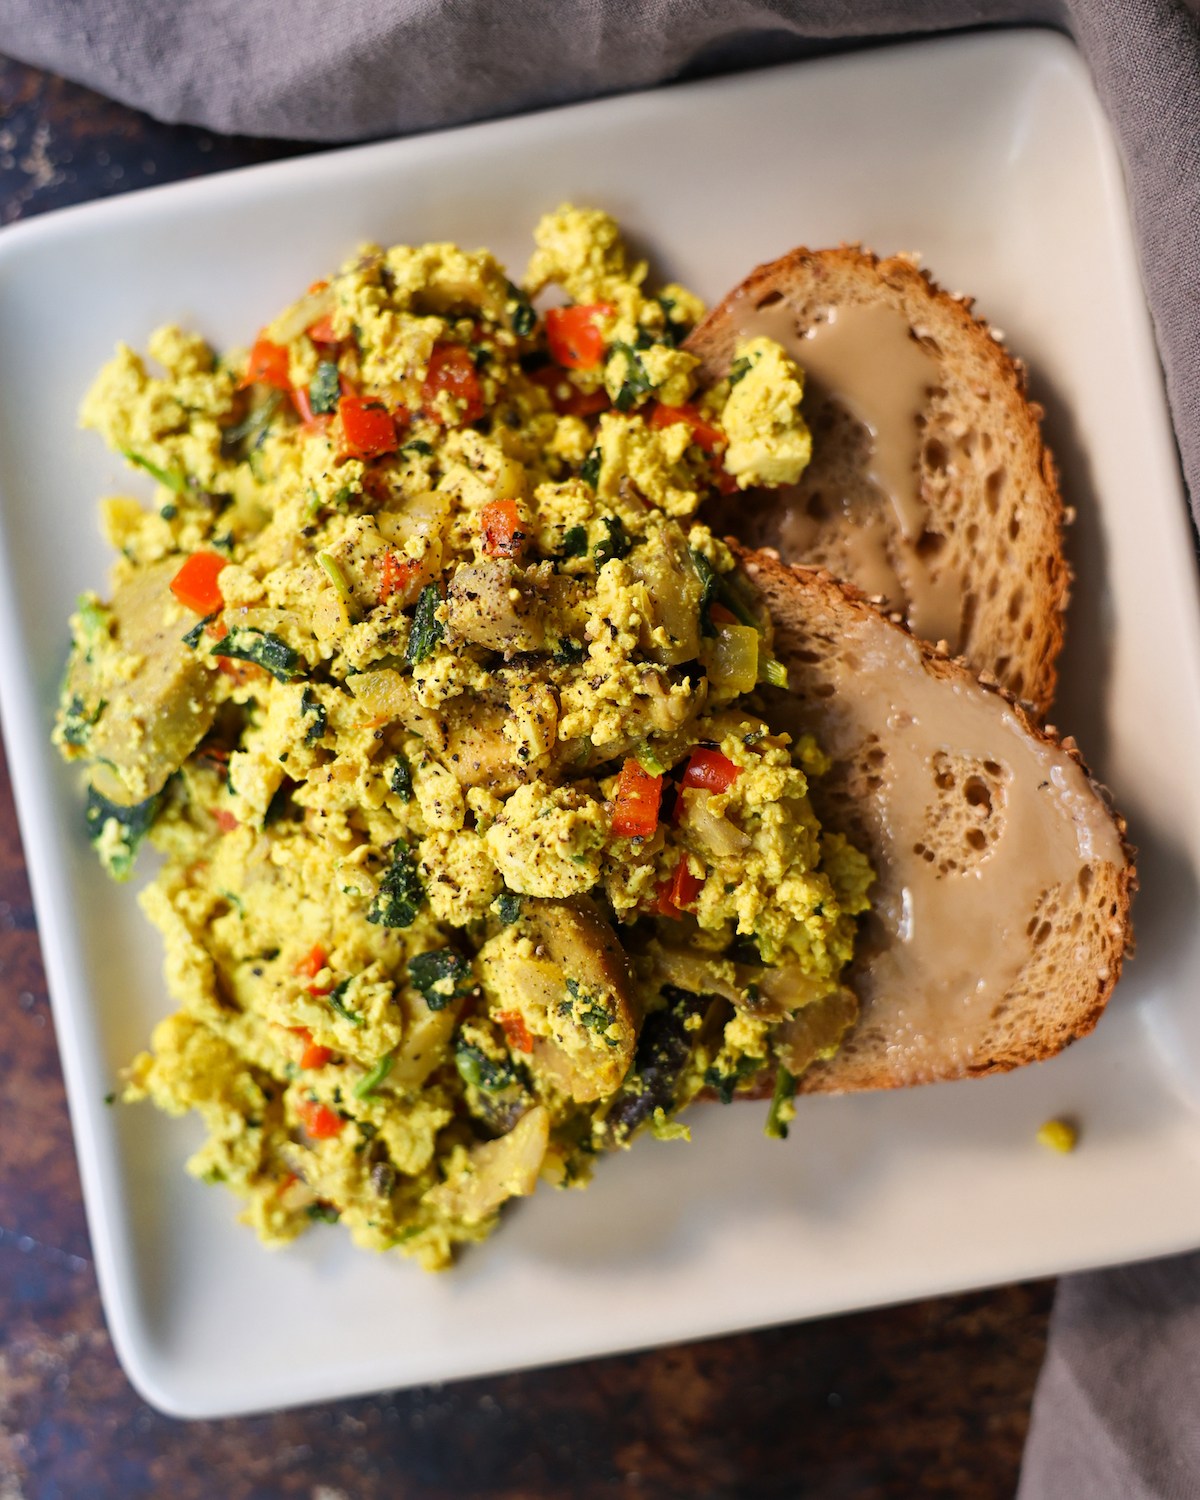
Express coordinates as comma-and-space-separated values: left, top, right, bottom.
3, 2, 1200, 1494
1019, 1254, 1200, 1499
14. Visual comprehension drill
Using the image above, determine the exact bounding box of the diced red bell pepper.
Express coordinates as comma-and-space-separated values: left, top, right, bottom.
296, 943, 328, 979
610, 758, 663, 839
294, 944, 334, 995
170, 552, 227, 615
217, 657, 265, 685
240, 336, 292, 392
296, 1096, 344, 1139
480, 499, 526, 558
712, 463, 739, 495
655, 860, 705, 918
529, 365, 611, 417
307, 313, 338, 345
289, 1025, 333, 1070
708, 602, 738, 626
681, 748, 742, 794
214, 809, 239, 833
422, 344, 484, 424
289, 385, 332, 435
379, 551, 420, 601
339, 397, 398, 459
648, 402, 727, 455
545, 304, 612, 369
496, 1010, 534, 1054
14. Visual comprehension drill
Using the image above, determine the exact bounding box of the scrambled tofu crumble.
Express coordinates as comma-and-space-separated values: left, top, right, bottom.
56, 206, 871, 1269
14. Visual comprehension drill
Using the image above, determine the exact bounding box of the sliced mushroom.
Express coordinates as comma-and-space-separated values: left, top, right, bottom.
423, 1104, 549, 1224
446, 558, 544, 653
478, 896, 639, 1102
773, 987, 859, 1075
628, 521, 703, 666
64, 558, 218, 805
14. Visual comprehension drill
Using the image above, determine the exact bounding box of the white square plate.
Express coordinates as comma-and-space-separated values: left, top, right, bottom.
1, 28, 1198, 1419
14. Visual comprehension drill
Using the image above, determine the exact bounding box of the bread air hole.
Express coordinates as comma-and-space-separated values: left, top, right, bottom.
924, 438, 949, 474
924, 751, 1010, 875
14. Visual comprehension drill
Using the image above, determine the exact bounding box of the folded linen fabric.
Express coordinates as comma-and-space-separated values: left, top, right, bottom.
1018, 1252, 1200, 1500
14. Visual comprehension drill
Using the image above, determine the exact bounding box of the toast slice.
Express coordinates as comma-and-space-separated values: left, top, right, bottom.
687, 248, 1068, 716
736, 546, 1133, 1093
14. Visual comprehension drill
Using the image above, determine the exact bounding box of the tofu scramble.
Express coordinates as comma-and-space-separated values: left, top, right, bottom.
55, 205, 873, 1269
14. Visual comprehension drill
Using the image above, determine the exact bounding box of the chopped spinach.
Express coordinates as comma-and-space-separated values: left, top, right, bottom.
61, 694, 105, 748
579, 448, 601, 489
85, 785, 162, 881
552, 637, 586, 666
715, 571, 761, 631
559, 524, 589, 558
728, 356, 752, 386
367, 843, 424, 928
308, 360, 341, 416
306, 1202, 341, 1224
400, 439, 434, 457
454, 1041, 519, 1092
609, 342, 656, 412
704, 1053, 765, 1105
405, 583, 444, 666
656, 293, 692, 339
119, 448, 189, 494
594, 515, 629, 568
221, 388, 282, 448
182, 611, 219, 649
212, 627, 303, 683
76, 596, 111, 642
264, 781, 293, 825
505, 280, 537, 337
407, 948, 474, 1010
300, 685, 327, 746
494, 891, 521, 924
563, 976, 613, 1037
388, 753, 412, 801
326, 977, 366, 1027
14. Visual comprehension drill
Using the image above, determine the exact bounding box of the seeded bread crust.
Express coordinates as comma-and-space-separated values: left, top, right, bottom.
735, 546, 1135, 1094
687, 247, 1068, 717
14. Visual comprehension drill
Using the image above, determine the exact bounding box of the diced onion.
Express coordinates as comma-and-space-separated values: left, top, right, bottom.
707, 622, 758, 695
267, 284, 337, 345
684, 789, 751, 857
348, 668, 407, 722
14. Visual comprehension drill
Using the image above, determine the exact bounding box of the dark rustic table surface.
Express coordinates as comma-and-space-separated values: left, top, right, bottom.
0, 56, 1054, 1499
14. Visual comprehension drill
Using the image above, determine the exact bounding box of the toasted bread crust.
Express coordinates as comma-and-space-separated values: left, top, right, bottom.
732, 545, 1135, 1095
687, 247, 1069, 717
